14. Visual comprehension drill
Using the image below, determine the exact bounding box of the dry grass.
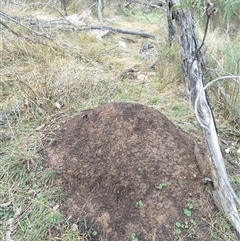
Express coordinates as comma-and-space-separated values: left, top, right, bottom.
0, 1, 239, 240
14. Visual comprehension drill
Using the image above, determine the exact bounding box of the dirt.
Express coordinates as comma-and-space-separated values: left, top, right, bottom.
45, 102, 216, 241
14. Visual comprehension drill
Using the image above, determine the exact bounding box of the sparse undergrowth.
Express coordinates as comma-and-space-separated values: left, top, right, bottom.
0, 1, 239, 240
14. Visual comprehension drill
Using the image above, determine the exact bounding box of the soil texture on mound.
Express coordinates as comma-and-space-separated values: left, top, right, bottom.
45, 102, 215, 241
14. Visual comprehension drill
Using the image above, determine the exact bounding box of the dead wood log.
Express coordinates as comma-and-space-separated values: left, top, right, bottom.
79, 25, 157, 40
166, 0, 240, 238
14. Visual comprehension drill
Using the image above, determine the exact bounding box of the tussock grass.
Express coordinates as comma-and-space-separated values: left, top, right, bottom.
203, 28, 240, 131
0, 1, 239, 240
0, 123, 63, 240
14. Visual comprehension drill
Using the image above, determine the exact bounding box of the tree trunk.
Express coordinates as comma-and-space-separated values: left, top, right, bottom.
166, 0, 240, 238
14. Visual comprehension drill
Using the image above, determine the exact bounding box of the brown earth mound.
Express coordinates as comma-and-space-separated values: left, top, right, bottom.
45, 102, 215, 241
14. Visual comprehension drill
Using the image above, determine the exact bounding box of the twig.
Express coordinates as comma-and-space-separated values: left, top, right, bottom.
44, 3, 78, 27
101, 44, 119, 54
121, 36, 137, 43
0, 19, 19, 36
189, 2, 217, 71
195, 3, 217, 62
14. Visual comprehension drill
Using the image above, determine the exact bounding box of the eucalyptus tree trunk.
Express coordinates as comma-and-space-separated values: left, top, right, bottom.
166, 0, 240, 238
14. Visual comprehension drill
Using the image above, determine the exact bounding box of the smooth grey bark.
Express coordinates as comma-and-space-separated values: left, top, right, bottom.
166, 0, 240, 238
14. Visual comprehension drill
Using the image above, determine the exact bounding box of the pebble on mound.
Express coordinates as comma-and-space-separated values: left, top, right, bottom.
46, 102, 214, 241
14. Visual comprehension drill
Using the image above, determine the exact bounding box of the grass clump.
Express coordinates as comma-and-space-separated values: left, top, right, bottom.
204, 29, 240, 130
0, 129, 61, 240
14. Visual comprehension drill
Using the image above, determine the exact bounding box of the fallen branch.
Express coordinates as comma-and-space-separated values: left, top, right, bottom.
166, 0, 240, 238
0, 19, 19, 36
125, 0, 164, 8
0, 10, 51, 39
0, 6, 157, 41
78, 25, 157, 40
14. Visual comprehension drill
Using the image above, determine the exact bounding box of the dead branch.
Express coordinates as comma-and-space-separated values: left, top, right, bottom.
121, 36, 138, 43
125, 0, 164, 9
78, 25, 157, 40
0, 10, 51, 39
0, 4, 157, 41
166, 0, 240, 238
0, 19, 19, 36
